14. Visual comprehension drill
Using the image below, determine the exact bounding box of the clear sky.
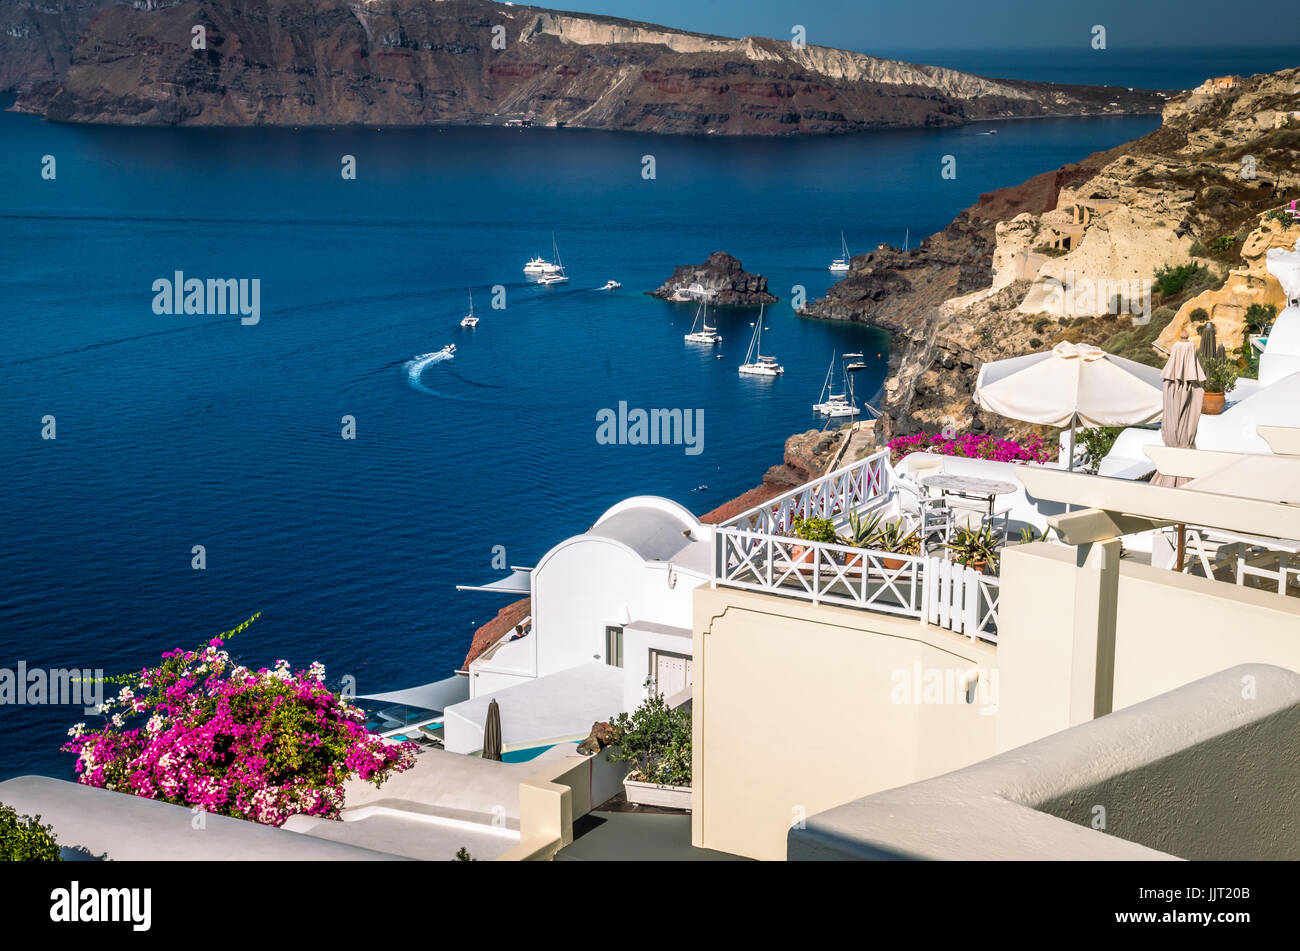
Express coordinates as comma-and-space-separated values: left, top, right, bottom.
543, 0, 1300, 51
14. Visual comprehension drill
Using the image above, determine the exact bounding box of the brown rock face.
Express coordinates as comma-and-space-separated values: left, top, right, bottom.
649, 251, 777, 306
8, 0, 1167, 130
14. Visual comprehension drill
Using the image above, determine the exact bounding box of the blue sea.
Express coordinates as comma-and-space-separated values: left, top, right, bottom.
0, 45, 1287, 780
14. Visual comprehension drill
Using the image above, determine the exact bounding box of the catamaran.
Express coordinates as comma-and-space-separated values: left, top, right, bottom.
829, 231, 851, 273
684, 300, 721, 344
738, 305, 782, 376
812, 352, 860, 417
537, 234, 568, 285
843, 351, 866, 371
459, 289, 478, 327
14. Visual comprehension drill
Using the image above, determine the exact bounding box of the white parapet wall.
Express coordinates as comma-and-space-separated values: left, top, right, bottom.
691, 584, 999, 861
788, 664, 1300, 860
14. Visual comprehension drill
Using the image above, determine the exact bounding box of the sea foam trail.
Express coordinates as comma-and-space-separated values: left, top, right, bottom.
404, 349, 453, 395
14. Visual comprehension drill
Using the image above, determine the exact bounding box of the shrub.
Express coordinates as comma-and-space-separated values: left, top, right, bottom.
1033, 317, 1051, 334
791, 515, 839, 543
1203, 355, 1239, 395
607, 690, 691, 788
888, 431, 1055, 465
1077, 427, 1123, 474
62, 615, 418, 827
1209, 234, 1237, 254
1153, 262, 1211, 298
1244, 303, 1277, 335
0, 803, 61, 861
1029, 337, 1043, 348
1189, 241, 1208, 257
1189, 307, 1210, 324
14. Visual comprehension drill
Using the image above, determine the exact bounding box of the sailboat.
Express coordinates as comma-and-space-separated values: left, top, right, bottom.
843, 351, 866, 371
738, 304, 782, 376
537, 233, 568, 285
684, 300, 721, 344
829, 232, 851, 273
812, 352, 860, 417
459, 289, 478, 327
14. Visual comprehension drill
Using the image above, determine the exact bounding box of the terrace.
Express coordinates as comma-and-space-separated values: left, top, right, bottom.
712, 448, 1010, 643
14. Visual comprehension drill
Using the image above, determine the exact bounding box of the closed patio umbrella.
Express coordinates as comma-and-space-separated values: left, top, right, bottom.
1151, 334, 1205, 488
1152, 333, 1206, 571
974, 341, 1164, 470
482, 698, 502, 761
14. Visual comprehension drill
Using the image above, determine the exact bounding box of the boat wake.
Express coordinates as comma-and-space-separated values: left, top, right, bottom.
405, 349, 454, 395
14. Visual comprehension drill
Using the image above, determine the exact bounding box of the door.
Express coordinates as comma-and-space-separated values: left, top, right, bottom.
651, 649, 692, 698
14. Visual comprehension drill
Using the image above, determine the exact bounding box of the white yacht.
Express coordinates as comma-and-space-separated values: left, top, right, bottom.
459, 289, 478, 328
602, 280, 621, 291
537, 234, 568, 285
843, 351, 866, 371
684, 300, 722, 344
738, 305, 782, 376
829, 231, 851, 273
812, 352, 860, 417
523, 256, 551, 274
439, 343, 456, 357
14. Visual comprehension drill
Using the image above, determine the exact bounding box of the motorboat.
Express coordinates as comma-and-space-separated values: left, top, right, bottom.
843, 351, 866, 371
602, 280, 621, 291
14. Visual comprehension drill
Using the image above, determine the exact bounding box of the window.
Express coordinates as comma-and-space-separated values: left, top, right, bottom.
605, 625, 624, 668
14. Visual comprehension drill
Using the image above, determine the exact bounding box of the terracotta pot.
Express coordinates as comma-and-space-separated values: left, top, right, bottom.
1203, 391, 1226, 415
790, 544, 814, 564
881, 556, 905, 571
844, 552, 864, 569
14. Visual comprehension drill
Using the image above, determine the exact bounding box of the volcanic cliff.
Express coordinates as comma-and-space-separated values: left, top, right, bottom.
803, 66, 1300, 444
4, 0, 1167, 131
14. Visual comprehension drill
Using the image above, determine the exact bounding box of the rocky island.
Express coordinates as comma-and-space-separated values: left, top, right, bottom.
803, 66, 1300, 443
649, 252, 777, 306
2, 0, 1168, 132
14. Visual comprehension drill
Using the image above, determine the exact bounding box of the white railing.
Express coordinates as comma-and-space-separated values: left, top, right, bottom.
714, 529, 926, 617
723, 447, 892, 535
921, 555, 999, 643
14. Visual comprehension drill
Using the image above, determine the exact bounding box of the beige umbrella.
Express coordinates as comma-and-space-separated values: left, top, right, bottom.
974, 342, 1164, 470
1151, 333, 1205, 570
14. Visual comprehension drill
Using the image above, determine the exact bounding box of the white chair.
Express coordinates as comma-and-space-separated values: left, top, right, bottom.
918, 496, 954, 551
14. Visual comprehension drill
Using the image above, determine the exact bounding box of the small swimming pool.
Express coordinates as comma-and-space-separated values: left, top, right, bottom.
500, 740, 579, 764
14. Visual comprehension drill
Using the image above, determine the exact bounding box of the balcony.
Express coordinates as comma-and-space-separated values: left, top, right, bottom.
712, 449, 1001, 643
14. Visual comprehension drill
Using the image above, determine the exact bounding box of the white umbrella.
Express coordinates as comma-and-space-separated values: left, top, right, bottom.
974, 341, 1164, 470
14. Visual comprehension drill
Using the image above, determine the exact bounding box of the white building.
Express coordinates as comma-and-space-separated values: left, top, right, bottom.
448, 496, 710, 753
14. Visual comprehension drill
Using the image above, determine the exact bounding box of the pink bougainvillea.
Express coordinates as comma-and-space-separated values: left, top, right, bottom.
63, 617, 417, 827
887, 431, 1056, 466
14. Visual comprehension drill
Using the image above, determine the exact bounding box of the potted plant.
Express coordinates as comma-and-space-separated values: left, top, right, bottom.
1201, 357, 1238, 415
1198, 322, 1237, 415
945, 524, 1002, 575
789, 515, 838, 565
876, 520, 921, 571
839, 510, 884, 569
608, 689, 692, 810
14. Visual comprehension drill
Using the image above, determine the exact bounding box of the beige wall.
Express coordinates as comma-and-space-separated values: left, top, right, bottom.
692, 586, 998, 860
998, 543, 1300, 752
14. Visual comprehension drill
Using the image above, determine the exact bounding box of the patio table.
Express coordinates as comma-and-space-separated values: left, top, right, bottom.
921, 474, 1020, 518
